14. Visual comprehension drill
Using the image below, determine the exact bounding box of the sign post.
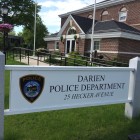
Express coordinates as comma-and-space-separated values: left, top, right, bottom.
0, 52, 5, 140
125, 57, 140, 119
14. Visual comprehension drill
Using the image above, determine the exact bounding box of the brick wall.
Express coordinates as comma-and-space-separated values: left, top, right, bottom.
47, 41, 55, 51
78, 39, 85, 55
99, 37, 140, 62
117, 53, 140, 62
98, 52, 118, 60
118, 38, 140, 52
100, 38, 119, 51
61, 0, 140, 30
59, 41, 65, 53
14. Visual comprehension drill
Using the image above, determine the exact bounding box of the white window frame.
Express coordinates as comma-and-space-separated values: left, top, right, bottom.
119, 7, 127, 22
87, 40, 101, 53
119, 11, 127, 22
94, 41, 100, 51
55, 41, 59, 50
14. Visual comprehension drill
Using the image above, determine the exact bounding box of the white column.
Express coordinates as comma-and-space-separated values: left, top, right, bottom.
125, 57, 140, 119
0, 52, 5, 139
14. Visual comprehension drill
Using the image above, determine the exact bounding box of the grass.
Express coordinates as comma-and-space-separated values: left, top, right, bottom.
4, 58, 140, 140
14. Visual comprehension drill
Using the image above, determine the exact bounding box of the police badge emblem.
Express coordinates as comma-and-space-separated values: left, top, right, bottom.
19, 75, 45, 103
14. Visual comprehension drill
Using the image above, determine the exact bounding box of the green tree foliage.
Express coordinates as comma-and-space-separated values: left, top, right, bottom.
17, 32, 23, 37
0, 0, 41, 29
8, 30, 16, 36
22, 16, 49, 49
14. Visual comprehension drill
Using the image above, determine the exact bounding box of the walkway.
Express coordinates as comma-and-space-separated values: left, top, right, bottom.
16, 56, 51, 66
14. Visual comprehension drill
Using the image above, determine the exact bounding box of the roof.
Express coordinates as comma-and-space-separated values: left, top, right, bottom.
72, 15, 95, 33
59, 0, 135, 18
92, 20, 140, 35
46, 32, 58, 38
72, 15, 140, 35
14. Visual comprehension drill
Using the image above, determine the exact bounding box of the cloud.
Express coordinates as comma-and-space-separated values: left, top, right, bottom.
38, 0, 98, 33
14, 0, 104, 34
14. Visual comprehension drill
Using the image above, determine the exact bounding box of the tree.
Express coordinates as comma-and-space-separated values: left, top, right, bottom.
22, 16, 49, 49
9, 30, 16, 36
17, 32, 23, 37
0, 0, 41, 29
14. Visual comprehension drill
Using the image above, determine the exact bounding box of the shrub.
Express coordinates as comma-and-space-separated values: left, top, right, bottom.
66, 51, 87, 66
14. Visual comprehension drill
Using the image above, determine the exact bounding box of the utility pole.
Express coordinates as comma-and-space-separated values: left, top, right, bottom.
90, 0, 96, 61
33, 0, 37, 56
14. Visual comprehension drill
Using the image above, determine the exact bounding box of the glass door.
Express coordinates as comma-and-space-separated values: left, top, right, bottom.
66, 39, 75, 54
66, 40, 70, 54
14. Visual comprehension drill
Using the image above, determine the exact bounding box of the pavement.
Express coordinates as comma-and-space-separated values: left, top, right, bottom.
16, 56, 51, 66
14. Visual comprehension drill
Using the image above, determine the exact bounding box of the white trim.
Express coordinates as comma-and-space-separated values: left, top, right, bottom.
86, 32, 140, 41
121, 32, 140, 41
79, 33, 86, 39
44, 31, 140, 42
98, 51, 140, 55
55, 41, 59, 50
5, 99, 132, 115
119, 11, 127, 22
58, 15, 84, 37
58, 15, 72, 36
71, 16, 85, 34
66, 26, 76, 35
94, 40, 100, 50
131, 23, 140, 26
59, 0, 134, 18
5, 65, 133, 71
86, 32, 122, 39
65, 39, 76, 54
44, 37, 60, 41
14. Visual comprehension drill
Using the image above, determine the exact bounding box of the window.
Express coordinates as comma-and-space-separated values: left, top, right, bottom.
55, 42, 59, 50
67, 27, 77, 35
119, 7, 127, 22
88, 14, 93, 19
94, 41, 100, 50
102, 10, 108, 16
101, 10, 109, 21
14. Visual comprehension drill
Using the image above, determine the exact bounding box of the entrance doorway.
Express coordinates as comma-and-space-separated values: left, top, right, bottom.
66, 40, 76, 54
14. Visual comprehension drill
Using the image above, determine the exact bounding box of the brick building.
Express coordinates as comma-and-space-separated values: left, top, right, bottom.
44, 0, 140, 62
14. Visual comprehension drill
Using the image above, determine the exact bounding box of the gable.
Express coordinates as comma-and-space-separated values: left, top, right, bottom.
58, 15, 85, 36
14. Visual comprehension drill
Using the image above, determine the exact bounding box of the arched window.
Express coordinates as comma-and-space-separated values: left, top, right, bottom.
88, 14, 93, 19
102, 10, 109, 16
67, 27, 77, 35
101, 10, 109, 21
119, 7, 127, 22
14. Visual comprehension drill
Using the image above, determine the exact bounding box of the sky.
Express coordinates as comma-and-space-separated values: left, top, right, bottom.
15, 0, 105, 34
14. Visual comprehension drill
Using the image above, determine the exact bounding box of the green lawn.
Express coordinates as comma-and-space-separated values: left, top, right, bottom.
4, 58, 140, 140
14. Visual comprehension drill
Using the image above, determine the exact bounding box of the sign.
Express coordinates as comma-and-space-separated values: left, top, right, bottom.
0, 52, 4, 139
7, 66, 131, 115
